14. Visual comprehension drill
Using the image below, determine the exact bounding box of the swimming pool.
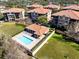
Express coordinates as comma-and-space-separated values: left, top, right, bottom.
17, 36, 33, 44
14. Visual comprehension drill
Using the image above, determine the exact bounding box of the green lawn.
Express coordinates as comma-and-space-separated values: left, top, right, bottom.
36, 33, 79, 59
0, 22, 25, 38
0, 22, 25, 59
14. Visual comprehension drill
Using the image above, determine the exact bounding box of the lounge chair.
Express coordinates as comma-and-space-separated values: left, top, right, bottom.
31, 34, 40, 38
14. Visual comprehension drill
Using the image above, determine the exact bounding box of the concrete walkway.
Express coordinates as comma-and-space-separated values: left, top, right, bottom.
32, 30, 55, 59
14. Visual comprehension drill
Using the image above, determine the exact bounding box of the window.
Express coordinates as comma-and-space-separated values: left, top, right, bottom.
64, 17, 70, 24
58, 22, 62, 26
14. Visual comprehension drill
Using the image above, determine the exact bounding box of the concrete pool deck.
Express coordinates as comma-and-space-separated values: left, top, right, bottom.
12, 31, 45, 50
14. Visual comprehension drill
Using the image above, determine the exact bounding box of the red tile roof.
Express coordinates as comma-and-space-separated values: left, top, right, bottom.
27, 7, 51, 14
44, 3, 60, 9
4, 8, 25, 13
26, 24, 49, 36
63, 4, 79, 11
52, 10, 79, 20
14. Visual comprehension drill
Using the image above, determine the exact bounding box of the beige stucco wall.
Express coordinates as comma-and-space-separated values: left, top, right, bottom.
47, 10, 52, 21
19, 11, 25, 19
22, 11, 25, 19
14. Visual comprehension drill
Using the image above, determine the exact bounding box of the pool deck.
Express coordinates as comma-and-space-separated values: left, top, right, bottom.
12, 31, 45, 50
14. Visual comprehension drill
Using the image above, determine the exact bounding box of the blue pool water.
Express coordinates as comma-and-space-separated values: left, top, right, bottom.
17, 36, 33, 44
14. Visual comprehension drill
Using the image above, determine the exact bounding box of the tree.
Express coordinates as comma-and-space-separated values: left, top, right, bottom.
0, 33, 6, 59
0, 13, 4, 20
36, 16, 48, 25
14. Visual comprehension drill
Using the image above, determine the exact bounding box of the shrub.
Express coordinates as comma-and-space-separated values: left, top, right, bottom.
35, 16, 51, 27
0, 13, 4, 20
36, 16, 48, 25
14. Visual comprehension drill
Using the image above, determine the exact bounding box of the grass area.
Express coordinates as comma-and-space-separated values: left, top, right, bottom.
0, 22, 25, 38
36, 33, 79, 59
0, 22, 25, 59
